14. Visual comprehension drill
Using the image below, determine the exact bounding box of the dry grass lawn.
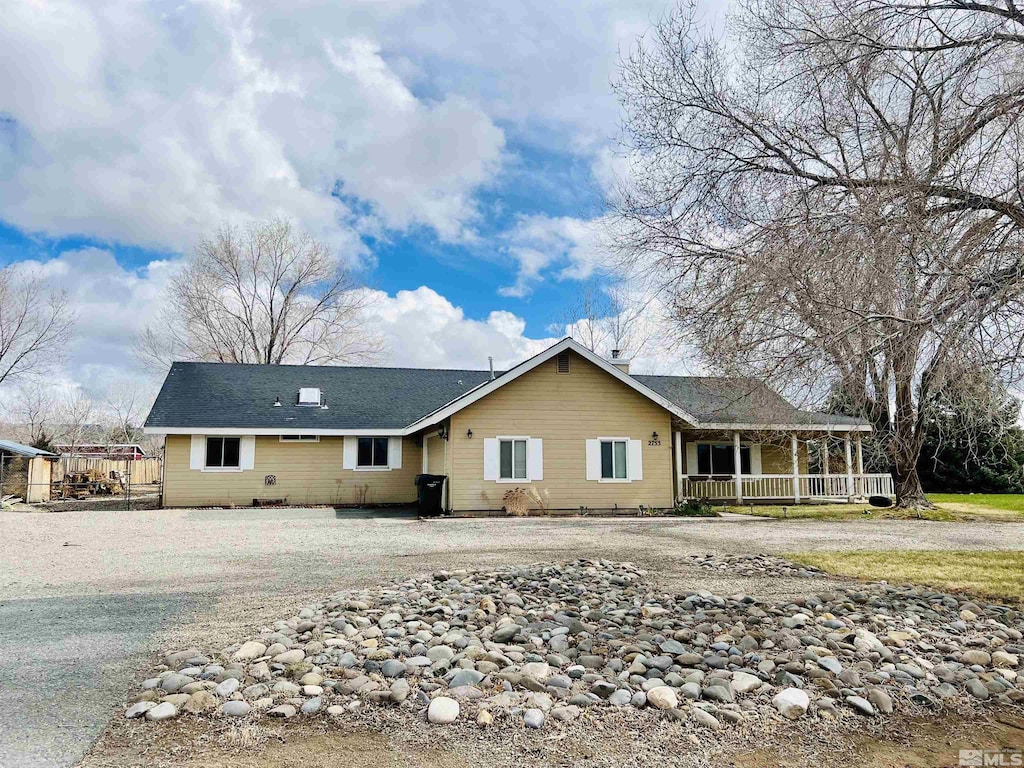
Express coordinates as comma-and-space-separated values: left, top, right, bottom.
786, 550, 1024, 605
933, 493, 1024, 512
727, 493, 1024, 522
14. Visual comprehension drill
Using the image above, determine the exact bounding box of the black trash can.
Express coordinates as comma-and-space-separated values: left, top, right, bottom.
414, 474, 447, 517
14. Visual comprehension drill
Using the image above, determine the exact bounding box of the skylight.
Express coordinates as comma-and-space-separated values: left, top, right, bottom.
297, 387, 321, 406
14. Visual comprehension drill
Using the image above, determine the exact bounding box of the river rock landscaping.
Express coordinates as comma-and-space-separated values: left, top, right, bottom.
685, 553, 830, 579
125, 557, 1023, 734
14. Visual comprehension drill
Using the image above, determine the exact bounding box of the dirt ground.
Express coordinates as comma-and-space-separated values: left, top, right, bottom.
1, 507, 1022, 767
82, 706, 1024, 768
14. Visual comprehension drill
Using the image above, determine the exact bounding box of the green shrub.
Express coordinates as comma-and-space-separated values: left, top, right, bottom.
671, 498, 719, 517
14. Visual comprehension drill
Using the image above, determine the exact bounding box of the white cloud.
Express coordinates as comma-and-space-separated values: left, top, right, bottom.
365, 283, 703, 376
4, 248, 176, 397
0, 0, 725, 401
0, 0, 714, 256
0, 1, 506, 253
500, 214, 608, 297
365, 286, 558, 369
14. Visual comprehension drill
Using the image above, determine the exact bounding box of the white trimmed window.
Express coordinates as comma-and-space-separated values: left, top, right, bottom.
586, 438, 643, 482
206, 436, 240, 469
483, 437, 543, 482
190, 434, 254, 472
600, 439, 628, 480
357, 437, 389, 468
499, 438, 528, 480
342, 436, 402, 471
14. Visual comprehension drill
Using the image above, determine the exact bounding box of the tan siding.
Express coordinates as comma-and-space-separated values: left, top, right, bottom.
449, 351, 673, 511
760, 443, 809, 474
163, 435, 420, 507
425, 434, 446, 475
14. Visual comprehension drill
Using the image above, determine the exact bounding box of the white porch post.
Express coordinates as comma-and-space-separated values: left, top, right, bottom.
674, 430, 683, 500
822, 435, 830, 496
733, 431, 743, 503
790, 434, 801, 503
855, 433, 864, 497
845, 435, 855, 500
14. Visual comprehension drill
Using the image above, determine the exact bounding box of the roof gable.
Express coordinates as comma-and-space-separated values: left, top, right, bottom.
403, 338, 702, 431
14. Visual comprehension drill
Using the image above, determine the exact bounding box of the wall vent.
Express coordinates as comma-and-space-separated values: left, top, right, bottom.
556, 351, 570, 374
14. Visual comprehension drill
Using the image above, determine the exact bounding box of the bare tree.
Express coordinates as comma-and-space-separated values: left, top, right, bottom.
102, 382, 151, 445
612, 0, 1024, 507
563, 280, 655, 359
0, 266, 73, 389
56, 391, 96, 453
11, 383, 59, 447
563, 281, 612, 352
605, 283, 655, 359
137, 219, 382, 369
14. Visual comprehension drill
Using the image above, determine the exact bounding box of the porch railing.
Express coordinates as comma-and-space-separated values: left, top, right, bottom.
679, 473, 894, 502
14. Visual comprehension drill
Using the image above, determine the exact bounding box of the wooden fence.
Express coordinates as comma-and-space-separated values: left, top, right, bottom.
56, 456, 163, 486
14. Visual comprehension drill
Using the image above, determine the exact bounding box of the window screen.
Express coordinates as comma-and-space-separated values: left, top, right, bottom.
696, 443, 750, 474
206, 436, 241, 468
601, 440, 627, 479
357, 437, 389, 467
499, 439, 527, 479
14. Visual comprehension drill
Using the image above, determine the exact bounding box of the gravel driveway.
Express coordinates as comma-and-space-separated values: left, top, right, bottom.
1, 507, 1022, 767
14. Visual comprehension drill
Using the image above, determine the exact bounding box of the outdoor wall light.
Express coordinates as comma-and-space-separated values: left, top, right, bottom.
652, 431, 659, 441
437, 425, 448, 440
466, 429, 473, 439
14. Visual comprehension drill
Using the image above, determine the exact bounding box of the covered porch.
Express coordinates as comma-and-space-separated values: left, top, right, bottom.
672, 427, 893, 503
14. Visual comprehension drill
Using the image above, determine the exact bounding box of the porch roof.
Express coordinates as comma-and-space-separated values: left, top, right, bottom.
634, 376, 870, 431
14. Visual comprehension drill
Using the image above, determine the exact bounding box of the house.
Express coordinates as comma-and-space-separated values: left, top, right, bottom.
0, 439, 58, 503
54, 443, 148, 460
143, 338, 892, 511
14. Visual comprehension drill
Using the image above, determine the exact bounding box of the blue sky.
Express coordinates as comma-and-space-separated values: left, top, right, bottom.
367, 141, 606, 330
0, 0, 712, 398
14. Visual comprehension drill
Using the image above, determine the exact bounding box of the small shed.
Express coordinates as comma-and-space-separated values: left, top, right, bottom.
0, 440, 58, 503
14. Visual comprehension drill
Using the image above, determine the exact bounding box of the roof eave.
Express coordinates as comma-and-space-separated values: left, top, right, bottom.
695, 422, 872, 432
143, 426, 408, 436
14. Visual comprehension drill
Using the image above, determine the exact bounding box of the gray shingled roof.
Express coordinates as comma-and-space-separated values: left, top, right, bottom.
144, 362, 498, 430
633, 376, 869, 427
145, 361, 870, 430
